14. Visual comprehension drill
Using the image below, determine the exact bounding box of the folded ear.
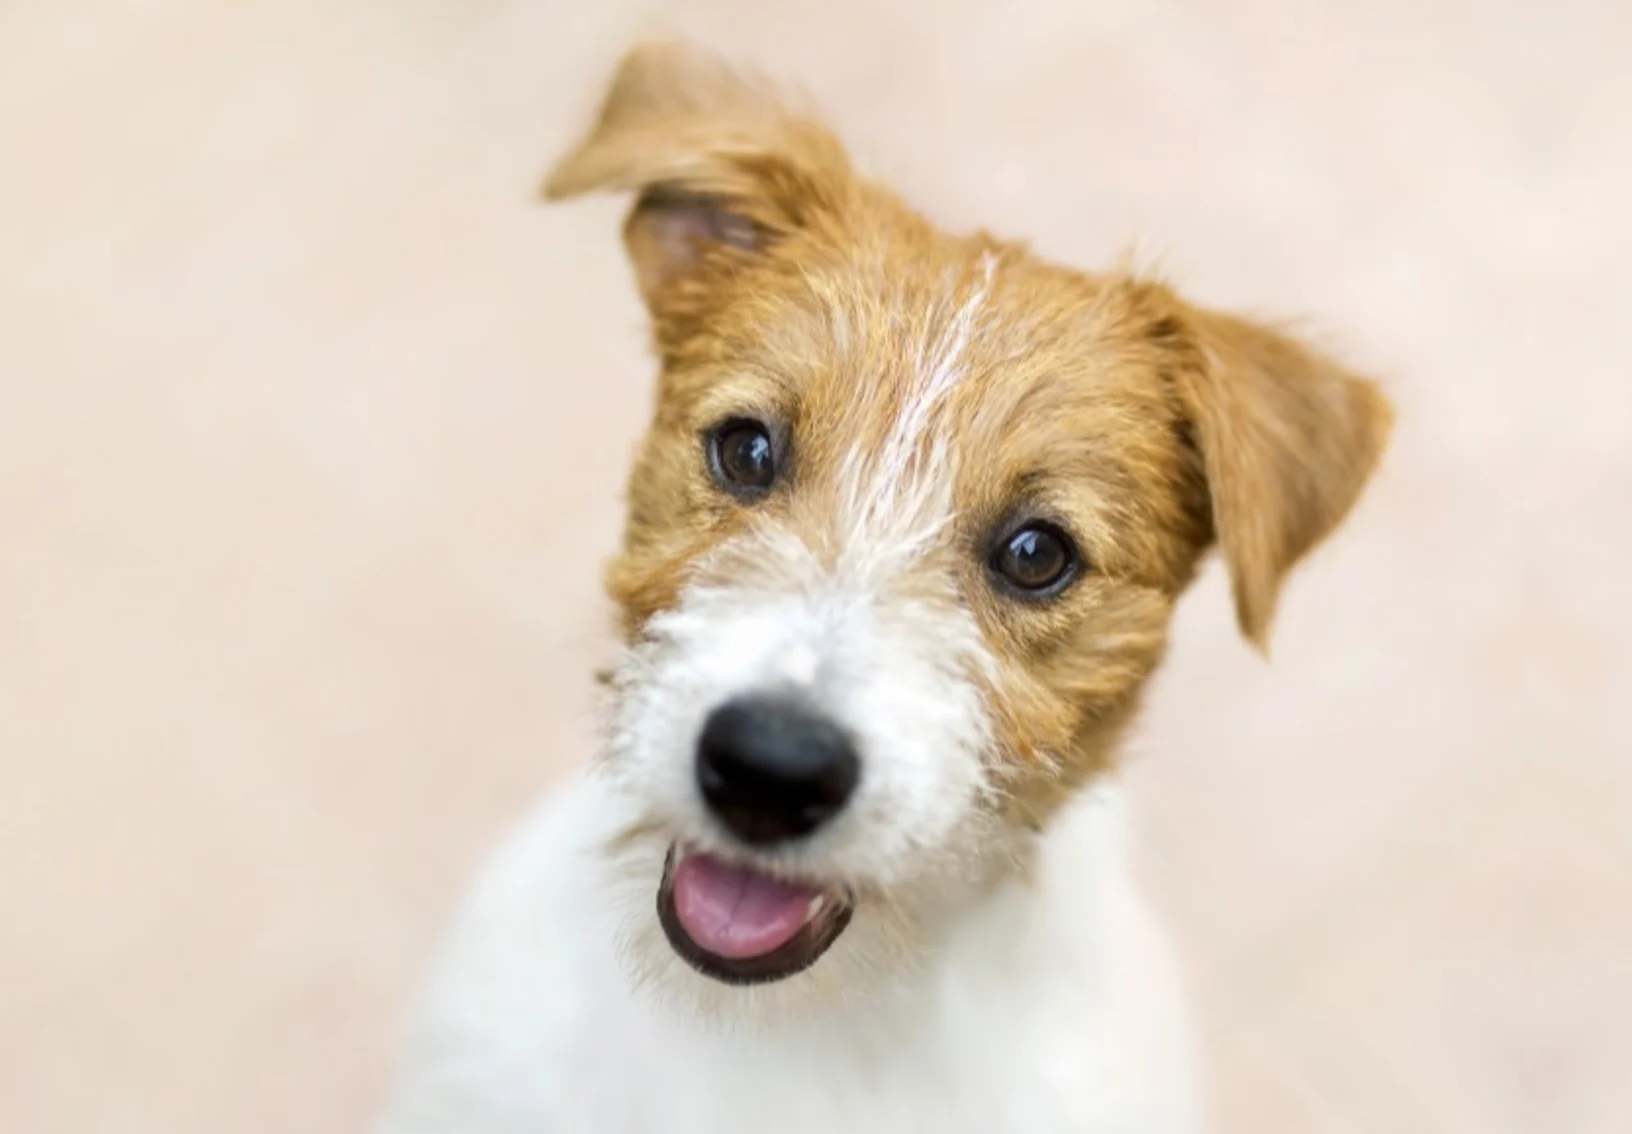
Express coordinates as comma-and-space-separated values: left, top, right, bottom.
1172, 305, 1394, 649
543, 42, 851, 310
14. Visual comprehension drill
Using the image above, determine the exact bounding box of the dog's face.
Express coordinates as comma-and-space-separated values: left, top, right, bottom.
547, 44, 1391, 999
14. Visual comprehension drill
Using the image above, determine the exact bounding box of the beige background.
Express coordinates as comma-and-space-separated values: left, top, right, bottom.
3, 1, 1628, 1131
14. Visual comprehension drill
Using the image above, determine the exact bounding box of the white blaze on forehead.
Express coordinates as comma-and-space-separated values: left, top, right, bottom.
881, 251, 999, 493
836, 251, 999, 577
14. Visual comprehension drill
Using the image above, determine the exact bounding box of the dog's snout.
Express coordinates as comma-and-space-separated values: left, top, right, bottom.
696, 696, 860, 845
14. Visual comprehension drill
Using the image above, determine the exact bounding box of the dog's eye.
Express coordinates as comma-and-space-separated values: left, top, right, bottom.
708, 419, 778, 496
989, 522, 1080, 596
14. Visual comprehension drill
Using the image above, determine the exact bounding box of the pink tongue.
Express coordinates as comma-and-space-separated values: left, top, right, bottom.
670, 852, 820, 960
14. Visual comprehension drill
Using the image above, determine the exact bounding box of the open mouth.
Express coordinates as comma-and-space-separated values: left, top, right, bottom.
656, 845, 853, 985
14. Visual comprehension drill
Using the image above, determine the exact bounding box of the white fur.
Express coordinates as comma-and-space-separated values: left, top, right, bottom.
603, 520, 997, 900
378, 771, 1201, 1133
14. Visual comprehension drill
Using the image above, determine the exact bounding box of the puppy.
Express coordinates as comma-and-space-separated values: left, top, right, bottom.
378, 43, 1391, 1134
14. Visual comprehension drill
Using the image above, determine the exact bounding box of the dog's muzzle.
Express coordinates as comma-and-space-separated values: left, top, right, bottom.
656, 694, 859, 984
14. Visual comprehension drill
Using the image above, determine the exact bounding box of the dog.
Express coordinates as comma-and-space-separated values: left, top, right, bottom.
377, 42, 1392, 1134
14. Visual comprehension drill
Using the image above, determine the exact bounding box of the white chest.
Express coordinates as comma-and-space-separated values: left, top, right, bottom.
379, 777, 1200, 1134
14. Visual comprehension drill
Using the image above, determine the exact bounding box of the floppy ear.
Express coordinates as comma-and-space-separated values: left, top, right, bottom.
1172, 305, 1394, 649
543, 42, 851, 311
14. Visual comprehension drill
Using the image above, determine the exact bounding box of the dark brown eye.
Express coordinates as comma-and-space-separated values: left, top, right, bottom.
990, 522, 1079, 596
708, 419, 777, 496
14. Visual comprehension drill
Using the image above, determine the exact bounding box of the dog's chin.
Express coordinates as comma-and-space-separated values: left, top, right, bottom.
655, 844, 855, 986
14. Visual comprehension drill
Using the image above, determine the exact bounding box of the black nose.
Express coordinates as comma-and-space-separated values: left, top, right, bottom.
696, 696, 860, 845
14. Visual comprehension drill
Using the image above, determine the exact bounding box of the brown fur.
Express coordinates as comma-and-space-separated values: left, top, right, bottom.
545, 43, 1392, 825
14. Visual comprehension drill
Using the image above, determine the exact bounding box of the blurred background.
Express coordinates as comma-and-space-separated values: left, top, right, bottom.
2, 1, 1628, 1131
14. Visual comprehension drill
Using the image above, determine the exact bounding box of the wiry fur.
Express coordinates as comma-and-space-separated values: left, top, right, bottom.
378, 41, 1393, 1133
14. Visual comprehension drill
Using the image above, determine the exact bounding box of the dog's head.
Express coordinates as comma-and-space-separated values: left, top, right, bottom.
546, 43, 1391, 1002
